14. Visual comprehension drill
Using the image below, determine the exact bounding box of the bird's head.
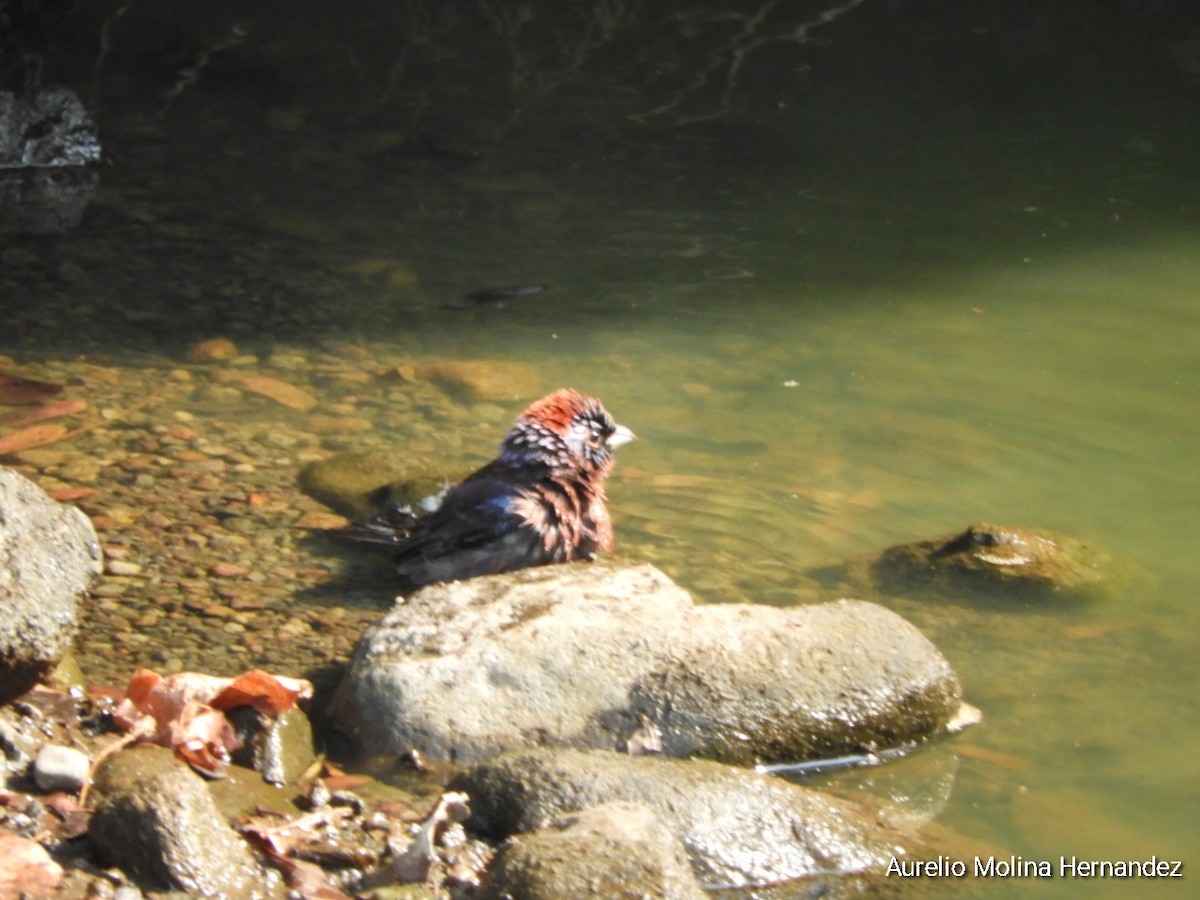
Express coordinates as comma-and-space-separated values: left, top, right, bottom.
499, 388, 634, 478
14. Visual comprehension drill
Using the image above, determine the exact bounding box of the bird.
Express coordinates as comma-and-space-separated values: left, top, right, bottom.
334, 388, 634, 590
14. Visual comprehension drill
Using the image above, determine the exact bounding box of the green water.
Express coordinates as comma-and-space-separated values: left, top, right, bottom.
4, 2, 1199, 895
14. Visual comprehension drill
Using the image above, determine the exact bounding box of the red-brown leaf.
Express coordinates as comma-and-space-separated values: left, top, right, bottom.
0, 374, 63, 405
46, 487, 97, 503
271, 855, 352, 900
112, 668, 313, 775
0, 398, 87, 427
211, 669, 313, 716
0, 423, 69, 456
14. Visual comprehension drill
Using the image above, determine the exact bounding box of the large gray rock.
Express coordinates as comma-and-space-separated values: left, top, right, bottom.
455, 748, 980, 890
332, 563, 965, 765
0, 89, 101, 168
89, 746, 267, 897
0, 89, 100, 234
0, 467, 101, 704
478, 802, 707, 900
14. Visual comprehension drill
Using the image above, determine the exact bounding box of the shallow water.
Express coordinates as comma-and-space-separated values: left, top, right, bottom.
3, 3, 1199, 895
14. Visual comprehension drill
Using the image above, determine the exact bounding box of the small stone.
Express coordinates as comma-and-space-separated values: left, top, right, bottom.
187, 338, 239, 363
293, 510, 349, 529
209, 562, 249, 578
303, 415, 373, 433
1, 247, 43, 267
33, 743, 91, 793
105, 559, 143, 576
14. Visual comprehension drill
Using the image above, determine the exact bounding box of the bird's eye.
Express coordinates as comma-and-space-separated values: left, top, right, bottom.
572, 420, 601, 441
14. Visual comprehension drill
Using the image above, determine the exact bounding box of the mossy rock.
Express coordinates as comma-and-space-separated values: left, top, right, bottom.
297, 450, 454, 520
870, 523, 1127, 603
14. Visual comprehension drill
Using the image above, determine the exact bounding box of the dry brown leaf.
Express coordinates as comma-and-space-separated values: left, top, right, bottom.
210, 669, 314, 716
0, 422, 69, 456
321, 773, 374, 792
243, 809, 354, 900
46, 487, 97, 502
112, 668, 314, 776
0, 374, 63, 405
271, 855, 352, 900
0, 398, 87, 427
219, 372, 318, 410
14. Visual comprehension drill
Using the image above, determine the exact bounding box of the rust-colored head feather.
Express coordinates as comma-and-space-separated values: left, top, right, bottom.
499, 388, 634, 478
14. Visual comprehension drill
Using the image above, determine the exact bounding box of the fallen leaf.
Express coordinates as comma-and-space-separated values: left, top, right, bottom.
217, 372, 318, 411
46, 487, 97, 503
270, 855, 352, 900
210, 669, 314, 716
171, 705, 241, 776
243, 809, 354, 899
0, 374, 63, 405
0, 422, 69, 456
321, 773, 374, 792
112, 668, 314, 776
42, 792, 92, 841
242, 807, 352, 857
0, 398, 87, 427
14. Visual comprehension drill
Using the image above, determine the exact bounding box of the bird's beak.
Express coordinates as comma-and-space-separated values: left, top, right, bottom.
607, 424, 636, 448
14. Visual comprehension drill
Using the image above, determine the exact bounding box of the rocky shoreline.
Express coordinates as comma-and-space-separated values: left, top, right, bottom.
0, 348, 1127, 897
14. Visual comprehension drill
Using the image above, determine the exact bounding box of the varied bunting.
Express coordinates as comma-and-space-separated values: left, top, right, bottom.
336, 388, 634, 589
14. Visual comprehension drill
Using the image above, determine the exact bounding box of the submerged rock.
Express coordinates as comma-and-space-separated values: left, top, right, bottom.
0, 467, 102, 704
455, 748, 980, 890
0, 88, 100, 234
412, 359, 544, 402
332, 563, 966, 765
0, 89, 101, 167
871, 523, 1122, 603
298, 449, 454, 520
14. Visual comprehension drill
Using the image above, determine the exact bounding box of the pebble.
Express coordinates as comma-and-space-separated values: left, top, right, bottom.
105, 559, 143, 576
33, 743, 91, 793
187, 337, 240, 362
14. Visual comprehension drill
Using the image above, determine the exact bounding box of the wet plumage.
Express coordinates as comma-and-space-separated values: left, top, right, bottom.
339, 389, 633, 590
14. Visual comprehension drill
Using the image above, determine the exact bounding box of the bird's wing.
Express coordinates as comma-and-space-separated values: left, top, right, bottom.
392, 475, 538, 561
389, 475, 557, 589
322, 501, 420, 547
